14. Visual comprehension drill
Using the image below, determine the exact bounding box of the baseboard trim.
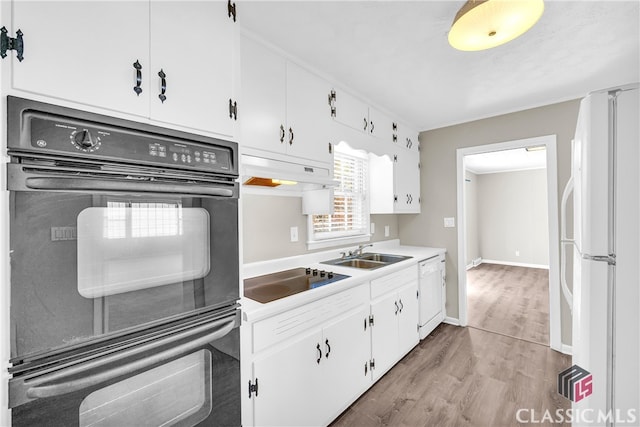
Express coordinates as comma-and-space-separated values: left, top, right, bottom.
466, 258, 483, 270
481, 259, 550, 270
560, 344, 572, 355
444, 316, 460, 326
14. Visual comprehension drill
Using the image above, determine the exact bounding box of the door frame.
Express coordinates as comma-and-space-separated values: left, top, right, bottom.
455, 135, 562, 352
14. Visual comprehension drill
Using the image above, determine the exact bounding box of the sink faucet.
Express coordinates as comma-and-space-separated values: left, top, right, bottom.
353, 244, 373, 257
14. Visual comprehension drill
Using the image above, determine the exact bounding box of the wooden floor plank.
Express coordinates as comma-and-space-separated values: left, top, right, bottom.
330, 325, 571, 427
467, 264, 550, 345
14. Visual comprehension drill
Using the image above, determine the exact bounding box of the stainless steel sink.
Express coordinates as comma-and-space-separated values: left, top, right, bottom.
358, 253, 412, 263
321, 252, 412, 269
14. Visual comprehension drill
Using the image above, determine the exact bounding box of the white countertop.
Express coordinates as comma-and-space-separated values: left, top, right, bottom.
241, 239, 445, 322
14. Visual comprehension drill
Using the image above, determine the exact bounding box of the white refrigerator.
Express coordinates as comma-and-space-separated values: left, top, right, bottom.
561, 83, 639, 425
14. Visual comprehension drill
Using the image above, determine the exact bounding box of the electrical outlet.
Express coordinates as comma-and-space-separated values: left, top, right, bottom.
290, 226, 298, 242
444, 217, 455, 228
384, 225, 390, 237
515, 250, 520, 257
370, 223, 375, 234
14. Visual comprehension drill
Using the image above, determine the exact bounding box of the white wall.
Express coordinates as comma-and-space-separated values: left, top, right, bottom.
398, 99, 580, 345
476, 168, 549, 267
242, 193, 400, 263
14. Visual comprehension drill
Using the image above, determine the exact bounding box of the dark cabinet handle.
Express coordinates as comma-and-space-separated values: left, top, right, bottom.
363, 117, 368, 131
325, 339, 331, 358
289, 127, 294, 145
399, 299, 404, 313
133, 60, 142, 96
394, 301, 399, 315
365, 362, 368, 376
316, 343, 322, 364
158, 69, 167, 103
370, 121, 375, 134
280, 125, 285, 143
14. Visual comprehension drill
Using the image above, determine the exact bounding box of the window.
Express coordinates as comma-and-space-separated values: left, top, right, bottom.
309, 144, 370, 248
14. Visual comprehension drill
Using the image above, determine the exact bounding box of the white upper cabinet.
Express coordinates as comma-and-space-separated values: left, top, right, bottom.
8, 0, 237, 138
331, 89, 370, 134
369, 126, 421, 214
239, 36, 287, 154
10, 0, 150, 117
149, 1, 236, 137
394, 147, 421, 213
285, 62, 332, 163
368, 107, 395, 142
240, 36, 332, 165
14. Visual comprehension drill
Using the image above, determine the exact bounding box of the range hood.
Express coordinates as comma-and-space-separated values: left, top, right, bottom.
241, 154, 338, 191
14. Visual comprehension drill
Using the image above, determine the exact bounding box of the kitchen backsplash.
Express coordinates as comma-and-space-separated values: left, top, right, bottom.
242, 193, 400, 263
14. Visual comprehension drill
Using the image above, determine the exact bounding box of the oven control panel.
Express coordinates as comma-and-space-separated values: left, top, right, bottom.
19, 110, 235, 175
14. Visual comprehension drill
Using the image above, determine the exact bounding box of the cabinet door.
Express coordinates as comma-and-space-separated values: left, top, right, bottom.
11, 0, 149, 116
239, 36, 286, 153
368, 108, 395, 142
321, 305, 371, 421
397, 282, 420, 356
285, 62, 332, 164
150, 0, 235, 137
332, 89, 369, 133
252, 329, 324, 427
370, 293, 399, 381
394, 148, 421, 213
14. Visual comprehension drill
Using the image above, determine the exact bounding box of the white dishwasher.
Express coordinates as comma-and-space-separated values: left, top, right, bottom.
418, 254, 446, 339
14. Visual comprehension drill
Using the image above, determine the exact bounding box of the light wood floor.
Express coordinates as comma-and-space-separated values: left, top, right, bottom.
330, 324, 571, 427
467, 263, 549, 345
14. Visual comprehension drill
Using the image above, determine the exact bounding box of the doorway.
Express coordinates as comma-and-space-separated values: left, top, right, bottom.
456, 135, 562, 352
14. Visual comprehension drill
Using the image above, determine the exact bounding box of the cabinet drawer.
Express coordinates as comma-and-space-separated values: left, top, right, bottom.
252, 284, 368, 353
371, 266, 418, 300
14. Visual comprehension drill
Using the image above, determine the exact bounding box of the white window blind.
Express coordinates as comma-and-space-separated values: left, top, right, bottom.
312, 150, 369, 240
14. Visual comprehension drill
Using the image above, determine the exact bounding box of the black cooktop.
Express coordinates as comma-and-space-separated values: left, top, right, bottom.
244, 268, 350, 303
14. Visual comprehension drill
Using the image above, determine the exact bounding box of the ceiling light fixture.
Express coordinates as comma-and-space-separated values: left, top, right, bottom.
448, 0, 545, 51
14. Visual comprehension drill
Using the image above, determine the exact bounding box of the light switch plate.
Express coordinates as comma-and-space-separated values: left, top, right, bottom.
384, 225, 390, 237
444, 217, 455, 228
370, 223, 375, 234
290, 226, 299, 242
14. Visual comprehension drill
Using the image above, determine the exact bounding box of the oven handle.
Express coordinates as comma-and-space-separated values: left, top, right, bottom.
23, 176, 235, 197
12, 314, 237, 407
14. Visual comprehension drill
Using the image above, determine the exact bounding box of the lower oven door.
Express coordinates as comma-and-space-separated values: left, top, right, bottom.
9, 310, 241, 427
8, 163, 239, 361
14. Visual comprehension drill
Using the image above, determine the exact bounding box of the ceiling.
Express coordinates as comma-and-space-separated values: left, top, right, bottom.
464, 147, 546, 174
239, 1, 640, 131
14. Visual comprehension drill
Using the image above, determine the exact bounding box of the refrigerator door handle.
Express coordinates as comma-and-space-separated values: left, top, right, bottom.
560, 241, 574, 312
10, 314, 237, 408
560, 175, 574, 243
560, 175, 574, 311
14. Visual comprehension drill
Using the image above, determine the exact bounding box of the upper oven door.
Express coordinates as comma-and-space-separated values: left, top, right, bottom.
8, 163, 239, 361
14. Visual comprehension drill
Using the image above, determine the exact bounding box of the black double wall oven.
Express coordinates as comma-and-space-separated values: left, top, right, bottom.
6, 97, 241, 426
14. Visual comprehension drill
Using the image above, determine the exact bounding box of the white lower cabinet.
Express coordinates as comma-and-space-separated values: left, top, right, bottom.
370, 275, 419, 381
251, 327, 325, 426
247, 285, 370, 427
245, 265, 421, 426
